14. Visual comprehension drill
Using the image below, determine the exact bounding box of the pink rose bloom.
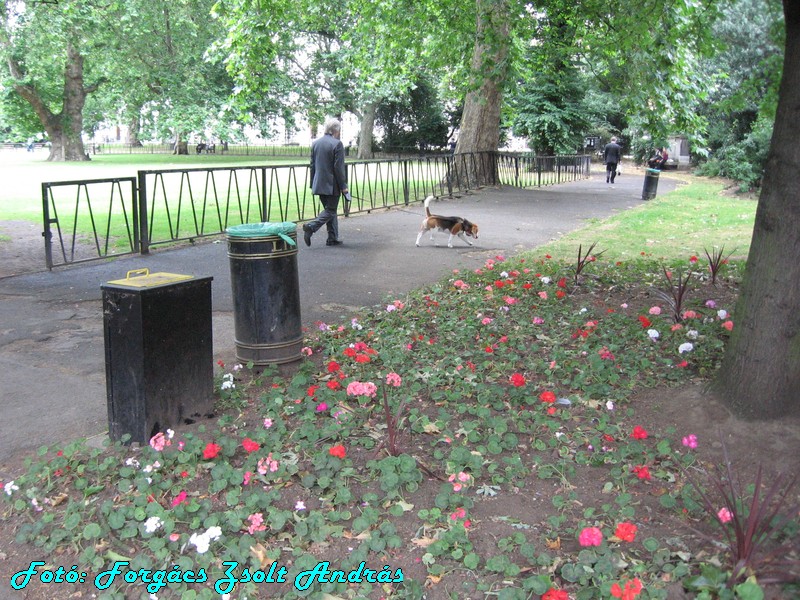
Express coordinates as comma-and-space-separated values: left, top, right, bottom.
579, 526, 603, 547
718, 507, 733, 523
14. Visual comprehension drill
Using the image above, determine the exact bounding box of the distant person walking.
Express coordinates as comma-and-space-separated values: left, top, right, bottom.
603, 137, 622, 184
303, 119, 349, 247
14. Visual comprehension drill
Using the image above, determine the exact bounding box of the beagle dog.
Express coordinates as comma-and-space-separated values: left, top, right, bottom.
415, 196, 479, 248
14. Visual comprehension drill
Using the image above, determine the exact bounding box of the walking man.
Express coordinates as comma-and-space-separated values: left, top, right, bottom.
304, 119, 349, 246
603, 137, 622, 184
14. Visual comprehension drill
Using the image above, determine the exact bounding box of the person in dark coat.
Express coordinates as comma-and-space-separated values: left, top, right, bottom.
603, 137, 622, 184
303, 119, 349, 246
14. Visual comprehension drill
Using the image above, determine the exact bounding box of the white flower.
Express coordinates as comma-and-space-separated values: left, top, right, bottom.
144, 516, 163, 533
188, 526, 222, 554
500, 271, 509, 278
166, 429, 175, 439
220, 373, 235, 390
125, 457, 140, 468
579, 307, 588, 314
386, 304, 396, 312
717, 309, 728, 320
295, 500, 306, 511
647, 329, 660, 341
233, 364, 243, 372
540, 276, 551, 284
678, 342, 694, 354
189, 532, 211, 554
687, 329, 699, 340
4, 481, 19, 495
606, 400, 615, 411
351, 318, 363, 330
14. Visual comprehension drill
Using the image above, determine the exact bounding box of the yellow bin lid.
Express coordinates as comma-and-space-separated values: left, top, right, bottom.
106, 268, 195, 288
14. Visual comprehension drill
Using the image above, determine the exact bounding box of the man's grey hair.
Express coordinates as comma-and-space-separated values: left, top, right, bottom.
324, 119, 342, 136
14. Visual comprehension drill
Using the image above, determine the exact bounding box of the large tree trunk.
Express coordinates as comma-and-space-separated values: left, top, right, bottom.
357, 101, 377, 159
10, 43, 91, 162
713, 0, 800, 419
452, 0, 510, 187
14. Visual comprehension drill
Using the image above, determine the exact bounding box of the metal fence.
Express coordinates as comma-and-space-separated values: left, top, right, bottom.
41, 151, 590, 268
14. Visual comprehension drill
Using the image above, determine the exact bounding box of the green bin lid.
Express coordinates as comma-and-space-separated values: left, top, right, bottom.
646, 168, 661, 174
226, 222, 297, 246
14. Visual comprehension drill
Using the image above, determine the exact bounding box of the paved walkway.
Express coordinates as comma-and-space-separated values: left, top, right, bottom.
0, 167, 678, 472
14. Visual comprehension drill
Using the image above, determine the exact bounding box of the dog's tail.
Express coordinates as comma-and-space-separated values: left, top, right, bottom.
424, 195, 434, 217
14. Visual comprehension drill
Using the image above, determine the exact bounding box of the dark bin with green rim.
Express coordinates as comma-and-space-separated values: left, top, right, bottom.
642, 168, 661, 200
102, 269, 214, 444
226, 222, 302, 365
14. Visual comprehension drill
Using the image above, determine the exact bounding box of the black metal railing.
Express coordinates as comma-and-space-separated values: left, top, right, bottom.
41, 152, 590, 268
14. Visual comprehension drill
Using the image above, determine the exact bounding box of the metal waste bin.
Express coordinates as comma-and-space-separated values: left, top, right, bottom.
642, 168, 661, 200
227, 222, 302, 365
102, 269, 214, 444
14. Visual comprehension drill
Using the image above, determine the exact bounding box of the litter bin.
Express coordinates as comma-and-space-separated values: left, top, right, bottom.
227, 222, 302, 365
642, 168, 661, 200
102, 269, 214, 444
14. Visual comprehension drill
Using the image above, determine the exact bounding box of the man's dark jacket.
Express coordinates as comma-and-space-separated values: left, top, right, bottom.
310, 134, 347, 196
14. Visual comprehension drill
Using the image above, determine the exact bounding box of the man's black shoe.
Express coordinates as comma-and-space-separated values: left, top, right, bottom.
302, 225, 312, 247
326, 240, 343, 246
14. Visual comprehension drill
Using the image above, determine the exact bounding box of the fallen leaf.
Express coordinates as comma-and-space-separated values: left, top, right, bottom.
411, 536, 437, 548
545, 536, 561, 550
250, 543, 272, 569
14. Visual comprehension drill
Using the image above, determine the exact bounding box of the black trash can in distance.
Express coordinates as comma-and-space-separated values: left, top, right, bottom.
642, 168, 661, 200
227, 223, 302, 365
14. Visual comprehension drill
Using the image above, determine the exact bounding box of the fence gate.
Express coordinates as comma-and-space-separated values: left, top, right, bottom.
42, 177, 139, 269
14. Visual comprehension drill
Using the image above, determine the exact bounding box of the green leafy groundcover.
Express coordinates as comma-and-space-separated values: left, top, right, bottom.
3, 252, 786, 600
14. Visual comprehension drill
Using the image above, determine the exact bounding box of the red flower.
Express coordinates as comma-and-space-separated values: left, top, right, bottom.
343, 347, 357, 357
171, 490, 188, 507
307, 385, 319, 397
242, 438, 260, 453
557, 277, 567, 288
355, 354, 371, 363
631, 426, 648, 440
326, 380, 342, 390
543, 589, 569, 600
539, 390, 557, 404
328, 445, 346, 459
203, 442, 222, 460
632, 465, 651, 481
510, 373, 526, 387
327, 361, 341, 372
556, 290, 566, 299
614, 522, 638, 542
638, 315, 651, 328
611, 578, 643, 600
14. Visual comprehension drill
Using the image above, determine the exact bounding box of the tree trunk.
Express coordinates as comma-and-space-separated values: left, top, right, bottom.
126, 114, 143, 146
357, 102, 377, 159
10, 43, 90, 162
452, 0, 510, 187
713, 0, 800, 419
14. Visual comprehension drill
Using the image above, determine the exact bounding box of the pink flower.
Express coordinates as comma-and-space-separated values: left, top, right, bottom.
717, 507, 733, 523
149, 432, 168, 451
346, 381, 378, 398
171, 491, 188, 507
681, 434, 698, 449
316, 402, 328, 412
532, 316, 545, 324
481, 317, 493, 325
247, 512, 266, 534
385, 372, 402, 387
648, 306, 662, 315
243, 471, 252, 485
722, 320, 734, 331
538, 291, 548, 300
263, 418, 273, 428
578, 526, 603, 547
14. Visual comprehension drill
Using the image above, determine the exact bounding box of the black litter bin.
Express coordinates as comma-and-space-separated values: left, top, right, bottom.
102, 270, 214, 444
642, 168, 661, 200
227, 222, 302, 365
